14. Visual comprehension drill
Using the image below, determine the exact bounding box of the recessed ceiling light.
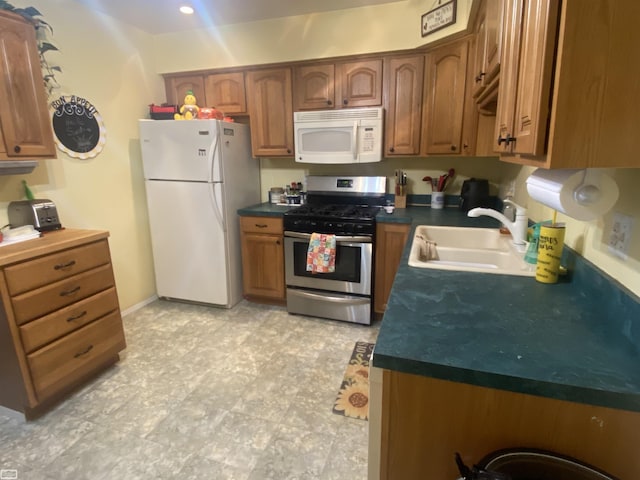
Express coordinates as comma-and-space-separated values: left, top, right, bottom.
179, 5, 194, 15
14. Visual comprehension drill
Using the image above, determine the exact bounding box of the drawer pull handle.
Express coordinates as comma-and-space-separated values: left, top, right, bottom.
255, 224, 268, 228
74, 344, 93, 358
54, 260, 76, 270
67, 310, 88, 322
60, 286, 81, 297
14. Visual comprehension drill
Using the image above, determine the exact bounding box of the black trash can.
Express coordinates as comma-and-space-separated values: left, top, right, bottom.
455, 449, 618, 480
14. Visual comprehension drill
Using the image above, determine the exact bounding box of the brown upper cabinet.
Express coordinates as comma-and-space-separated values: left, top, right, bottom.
471, 0, 504, 111
293, 63, 336, 110
293, 59, 383, 111
165, 75, 206, 107
245, 68, 294, 157
495, 0, 640, 168
495, 0, 558, 158
165, 72, 246, 115
204, 72, 246, 114
383, 55, 424, 156
421, 39, 474, 156
0, 10, 56, 161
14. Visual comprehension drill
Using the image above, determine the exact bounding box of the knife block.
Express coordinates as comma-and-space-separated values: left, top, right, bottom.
394, 194, 407, 209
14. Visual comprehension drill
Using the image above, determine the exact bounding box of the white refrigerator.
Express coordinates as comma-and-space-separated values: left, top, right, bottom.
139, 119, 260, 307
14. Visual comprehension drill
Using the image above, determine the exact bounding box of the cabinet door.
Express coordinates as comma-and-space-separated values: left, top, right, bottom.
204, 72, 246, 114
384, 56, 424, 156
0, 11, 56, 159
240, 232, 285, 301
510, 0, 559, 156
374, 223, 410, 314
338, 59, 383, 107
165, 75, 206, 107
483, 0, 504, 85
471, 0, 488, 99
494, 0, 524, 153
245, 68, 294, 157
495, 0, 558, 156
293, 64, 336, 110
422, 40, 469, 155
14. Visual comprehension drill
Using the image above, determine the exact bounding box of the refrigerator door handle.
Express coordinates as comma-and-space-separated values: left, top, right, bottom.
210, 124, 221, 182
209, 182, 226, 232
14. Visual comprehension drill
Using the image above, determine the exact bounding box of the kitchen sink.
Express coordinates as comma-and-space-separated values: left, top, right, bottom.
408, 225, 535, 277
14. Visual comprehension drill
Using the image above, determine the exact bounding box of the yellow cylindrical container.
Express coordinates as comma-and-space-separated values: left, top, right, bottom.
536, 224, 566, 283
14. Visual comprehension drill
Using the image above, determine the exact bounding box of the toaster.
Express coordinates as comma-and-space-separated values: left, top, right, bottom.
8, 199, 62, 232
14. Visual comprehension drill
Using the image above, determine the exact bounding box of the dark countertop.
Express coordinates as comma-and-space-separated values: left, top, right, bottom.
238, 203, 640, 412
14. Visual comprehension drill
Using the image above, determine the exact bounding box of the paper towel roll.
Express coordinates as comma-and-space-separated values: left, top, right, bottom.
526, 169, 619, 221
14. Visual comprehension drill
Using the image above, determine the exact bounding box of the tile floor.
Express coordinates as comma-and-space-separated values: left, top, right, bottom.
0, 299, 380, 479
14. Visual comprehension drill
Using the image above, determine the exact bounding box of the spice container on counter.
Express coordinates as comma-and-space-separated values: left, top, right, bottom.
269, 187, 284, 204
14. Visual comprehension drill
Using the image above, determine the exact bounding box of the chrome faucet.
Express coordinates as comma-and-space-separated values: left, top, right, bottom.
467, 200, 528, 246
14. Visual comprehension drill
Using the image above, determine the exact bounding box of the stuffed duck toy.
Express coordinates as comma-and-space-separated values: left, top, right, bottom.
174, 90, 200, 120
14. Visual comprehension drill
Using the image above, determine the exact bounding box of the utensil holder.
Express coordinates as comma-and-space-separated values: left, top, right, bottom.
431, 192, 445, 209
395, 194, 406, 209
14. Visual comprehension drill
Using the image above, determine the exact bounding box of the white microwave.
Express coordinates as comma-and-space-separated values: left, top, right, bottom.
293, 107, 383, 164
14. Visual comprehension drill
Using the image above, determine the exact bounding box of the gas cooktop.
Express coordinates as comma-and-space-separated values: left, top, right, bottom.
285, 204, 381, 220
283, 175, 386, 235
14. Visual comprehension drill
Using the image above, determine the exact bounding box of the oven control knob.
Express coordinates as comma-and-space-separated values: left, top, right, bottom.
324, 221, 334, 230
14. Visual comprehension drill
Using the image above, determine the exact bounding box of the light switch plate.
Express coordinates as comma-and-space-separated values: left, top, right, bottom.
608, 212, 634, 259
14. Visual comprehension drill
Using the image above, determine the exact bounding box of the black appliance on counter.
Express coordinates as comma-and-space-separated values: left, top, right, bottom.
459, 178, 490, 212
282, 176, 386, 325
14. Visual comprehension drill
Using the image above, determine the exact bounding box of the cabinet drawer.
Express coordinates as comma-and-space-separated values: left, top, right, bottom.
4, 240, 111, 295
240, 216, 283, 235
11, 264, 115, 325
20, 288, 119, 353
27, 311, 126, 401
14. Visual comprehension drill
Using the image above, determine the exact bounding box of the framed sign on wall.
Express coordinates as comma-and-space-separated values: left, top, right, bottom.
50, 95, 106, 159
421, 0, 457, 37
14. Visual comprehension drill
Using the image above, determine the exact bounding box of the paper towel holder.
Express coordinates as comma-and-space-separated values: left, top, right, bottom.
573, 170, 602, 206
526, 168, 619, 221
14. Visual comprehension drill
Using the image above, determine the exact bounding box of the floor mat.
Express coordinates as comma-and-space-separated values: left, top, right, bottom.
332, 341, 374, 421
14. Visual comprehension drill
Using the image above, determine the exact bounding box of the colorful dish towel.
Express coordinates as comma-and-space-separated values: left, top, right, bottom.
306, 233, 336, 273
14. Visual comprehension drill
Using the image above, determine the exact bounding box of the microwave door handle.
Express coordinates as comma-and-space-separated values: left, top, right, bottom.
352, 122, 358, 160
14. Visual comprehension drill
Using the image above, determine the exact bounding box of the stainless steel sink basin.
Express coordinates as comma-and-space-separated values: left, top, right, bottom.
408, 225, 535, 276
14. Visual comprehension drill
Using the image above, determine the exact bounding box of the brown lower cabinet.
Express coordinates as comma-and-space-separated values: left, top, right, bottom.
369, 369, 640, 480
239, 216, 286, 304
374, 223, 410, 315
0, 229, 126, 419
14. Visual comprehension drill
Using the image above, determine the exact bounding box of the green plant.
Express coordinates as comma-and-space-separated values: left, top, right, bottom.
0, 1, 61, 96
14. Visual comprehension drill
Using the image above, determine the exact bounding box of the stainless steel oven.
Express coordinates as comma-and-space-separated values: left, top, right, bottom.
284, 232, 373, 324
282, 175, 386, 325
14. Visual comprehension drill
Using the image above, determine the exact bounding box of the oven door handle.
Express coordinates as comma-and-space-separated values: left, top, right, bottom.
288, 288, 371, 305
284, 231, 372, 243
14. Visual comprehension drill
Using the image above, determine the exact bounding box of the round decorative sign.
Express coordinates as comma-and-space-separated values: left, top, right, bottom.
50, 95, 106, 159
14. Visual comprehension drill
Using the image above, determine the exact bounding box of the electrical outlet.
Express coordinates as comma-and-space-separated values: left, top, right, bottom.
608, 213, 634, 259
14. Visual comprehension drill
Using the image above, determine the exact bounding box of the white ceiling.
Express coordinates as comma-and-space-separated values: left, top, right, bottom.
74, 0, 407, 35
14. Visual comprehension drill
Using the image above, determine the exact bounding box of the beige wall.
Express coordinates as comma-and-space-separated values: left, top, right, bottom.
2, 0, 637, 309
0, 0, 163, 311
152, 0, 474, 73
502, 164, 640, 296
